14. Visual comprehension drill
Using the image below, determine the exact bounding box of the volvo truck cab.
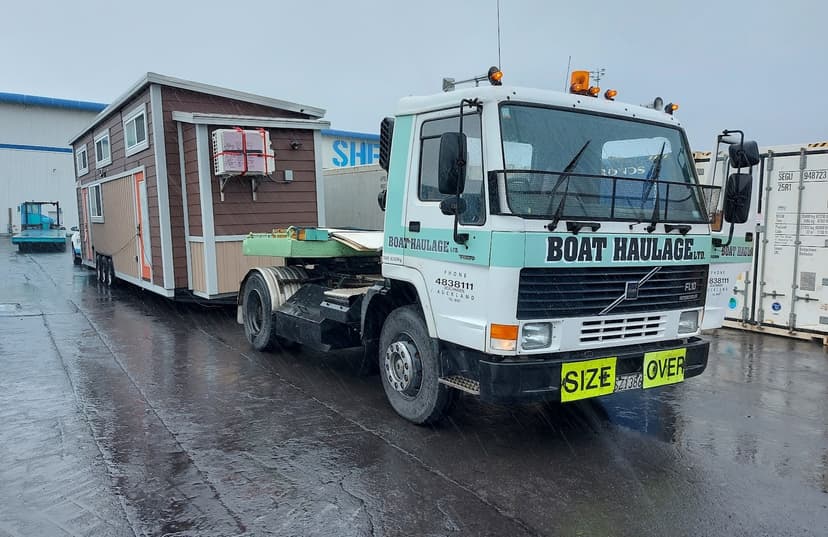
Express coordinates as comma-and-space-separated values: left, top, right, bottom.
238, 68, 759, 424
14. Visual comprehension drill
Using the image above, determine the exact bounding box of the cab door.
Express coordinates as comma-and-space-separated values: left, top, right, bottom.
401, 109, 492, 348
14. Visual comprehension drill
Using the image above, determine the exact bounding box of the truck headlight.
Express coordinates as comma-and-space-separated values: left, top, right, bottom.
521, 323, 552, 350
678, 310, 699, 334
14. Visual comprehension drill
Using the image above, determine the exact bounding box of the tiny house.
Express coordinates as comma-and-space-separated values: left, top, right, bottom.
70, 73, 329, 299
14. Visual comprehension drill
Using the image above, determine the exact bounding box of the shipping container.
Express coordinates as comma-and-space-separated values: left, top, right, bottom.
696, 141, 828, 343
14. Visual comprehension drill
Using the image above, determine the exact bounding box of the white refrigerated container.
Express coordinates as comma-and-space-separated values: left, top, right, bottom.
696, 141, 828, 341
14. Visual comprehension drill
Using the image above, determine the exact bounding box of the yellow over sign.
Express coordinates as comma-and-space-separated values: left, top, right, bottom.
643, 348, 686, 388
560, 357, 617, 402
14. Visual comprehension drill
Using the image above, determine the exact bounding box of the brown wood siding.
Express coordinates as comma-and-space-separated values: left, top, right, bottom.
210, 128, 318, 235
216, 241, 283, 295
72, 87, 160, 283
90, 176, 140, 280
180, 124, 201, 238
160, 88, 315, 289
190, 241, 206, 293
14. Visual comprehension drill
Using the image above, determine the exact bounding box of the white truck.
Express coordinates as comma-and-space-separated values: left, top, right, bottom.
237, 68, 759, 424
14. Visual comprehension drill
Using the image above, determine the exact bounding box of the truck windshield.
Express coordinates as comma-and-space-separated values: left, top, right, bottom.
498, 104, 712, 223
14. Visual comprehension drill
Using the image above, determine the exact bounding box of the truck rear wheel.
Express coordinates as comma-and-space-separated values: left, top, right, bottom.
379, 306, 455, 424
242, 272, 279, 351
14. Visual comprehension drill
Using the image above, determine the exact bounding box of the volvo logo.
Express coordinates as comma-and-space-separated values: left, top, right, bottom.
599, 267, 662, 315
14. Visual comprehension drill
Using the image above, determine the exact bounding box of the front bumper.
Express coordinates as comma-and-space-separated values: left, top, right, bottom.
465, 337, 709, 403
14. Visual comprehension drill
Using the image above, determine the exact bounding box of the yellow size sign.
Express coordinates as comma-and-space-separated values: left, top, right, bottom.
560, 357, 617, 402
642, 348, 686, 388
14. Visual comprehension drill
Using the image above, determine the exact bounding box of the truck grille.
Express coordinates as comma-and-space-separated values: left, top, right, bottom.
517, 265, 708, 319
580, 315, 665, 343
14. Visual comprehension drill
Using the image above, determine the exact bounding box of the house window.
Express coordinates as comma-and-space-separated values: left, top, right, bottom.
89, 184, 103, 222
94, 130, 111, 167
76, 145, 89, 176
124, 104, 149, 156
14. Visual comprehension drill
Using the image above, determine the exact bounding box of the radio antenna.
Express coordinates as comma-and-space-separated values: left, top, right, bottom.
496, 0, 502, 67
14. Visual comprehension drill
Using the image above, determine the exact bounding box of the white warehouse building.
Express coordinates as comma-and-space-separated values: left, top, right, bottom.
0, 93, 106, 234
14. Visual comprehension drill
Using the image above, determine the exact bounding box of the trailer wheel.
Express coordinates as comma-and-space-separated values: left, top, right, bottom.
96, 255, 104, 283
242, 272, 279, 351
379, 306, 455, 424
105, 257, 115, 287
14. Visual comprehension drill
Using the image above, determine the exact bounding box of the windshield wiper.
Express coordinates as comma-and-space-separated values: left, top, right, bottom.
644, 142, 666, 233
546, 140, 591, 231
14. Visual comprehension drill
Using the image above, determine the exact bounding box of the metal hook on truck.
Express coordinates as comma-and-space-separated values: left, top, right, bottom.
237, 67, 761, 424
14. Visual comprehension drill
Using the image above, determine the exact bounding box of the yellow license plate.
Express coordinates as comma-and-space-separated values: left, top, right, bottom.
643, 348, 686, 388
560, 357, 617, 402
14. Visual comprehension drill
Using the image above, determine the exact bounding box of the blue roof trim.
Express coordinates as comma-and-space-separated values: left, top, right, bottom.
0, 143, 73, 154
0, 92, 107, 112
321, 128, 380, 141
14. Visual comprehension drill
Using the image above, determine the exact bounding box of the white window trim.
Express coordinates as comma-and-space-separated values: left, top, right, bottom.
123, 103, 149, 157
94, 129, 112, 167
76, 145, 89, 176
89, 183, 104, 223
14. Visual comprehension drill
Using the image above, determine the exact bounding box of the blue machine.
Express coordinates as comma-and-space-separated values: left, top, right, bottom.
11, 201, 67, 252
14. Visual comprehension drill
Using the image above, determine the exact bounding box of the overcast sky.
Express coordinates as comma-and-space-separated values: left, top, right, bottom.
3, 0, 825, 149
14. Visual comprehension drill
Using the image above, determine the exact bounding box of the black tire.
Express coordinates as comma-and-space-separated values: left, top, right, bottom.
73, 255, 82, 265
242, 272, 279, 351
105, 257, 115, 287
96, 255, 104, 283
379, 306, 455, 424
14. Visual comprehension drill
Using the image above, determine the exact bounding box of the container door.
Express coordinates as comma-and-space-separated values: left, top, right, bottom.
134, 172, 152, 281
757, 148, 828, 333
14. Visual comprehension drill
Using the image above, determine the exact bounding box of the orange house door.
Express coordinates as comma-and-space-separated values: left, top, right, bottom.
134, 172, 152, 281
80, 187, 93, 260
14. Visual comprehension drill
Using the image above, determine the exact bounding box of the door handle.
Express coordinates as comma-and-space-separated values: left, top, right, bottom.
408, 221, 420, 232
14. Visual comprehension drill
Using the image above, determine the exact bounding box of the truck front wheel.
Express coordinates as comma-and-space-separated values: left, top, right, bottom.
242, 272, 279, 351
379, 306, 455, 424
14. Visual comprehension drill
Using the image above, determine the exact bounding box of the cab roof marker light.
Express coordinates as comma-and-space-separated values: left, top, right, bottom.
666, 103, 679, 115
604, 89, 618, 100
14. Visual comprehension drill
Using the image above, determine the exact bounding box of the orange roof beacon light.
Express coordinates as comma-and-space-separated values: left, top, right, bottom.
488, 66, 504, 86
665, 102, 679, 115
604, 89, 618, 100
569, 70, 590, 95
442, 66, 504, 92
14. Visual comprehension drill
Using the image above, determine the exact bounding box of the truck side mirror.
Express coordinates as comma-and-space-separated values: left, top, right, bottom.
728, 140, 760, 168
379, 117, 395, 172
438, 132, 467, 195
439, 196, 467, 216
723, 173, 752, 224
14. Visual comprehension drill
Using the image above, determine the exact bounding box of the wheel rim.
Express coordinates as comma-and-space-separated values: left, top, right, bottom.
246, 289, 264, 335
384, 335, 423, 398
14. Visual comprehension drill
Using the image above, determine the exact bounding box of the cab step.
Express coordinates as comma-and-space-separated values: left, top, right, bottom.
439, 375, 480, 395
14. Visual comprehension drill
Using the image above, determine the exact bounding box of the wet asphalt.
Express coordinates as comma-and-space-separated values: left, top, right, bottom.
0, 241, 826, 537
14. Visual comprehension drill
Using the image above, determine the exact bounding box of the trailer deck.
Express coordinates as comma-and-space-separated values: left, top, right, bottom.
242, 228, 383, 258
